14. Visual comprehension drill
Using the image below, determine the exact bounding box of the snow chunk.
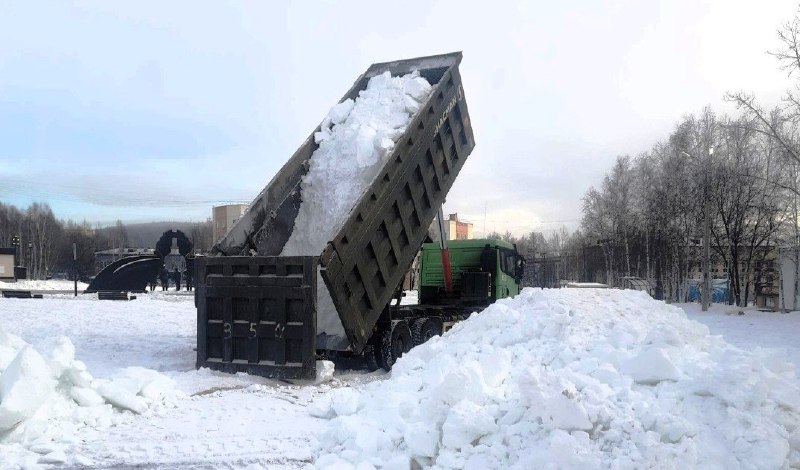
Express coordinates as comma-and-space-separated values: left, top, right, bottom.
330, 387, 361, 417
441, 400, 497, 449
622, 347, 680, 384
37, 449, 67, 464
70, 386, 105, 407
0, 346, 54, 431
327, 98, 355, 126
97, 382, 147, 414
544, 390, 593, 431
315, 360, 335, 384
0, 329, 27, 371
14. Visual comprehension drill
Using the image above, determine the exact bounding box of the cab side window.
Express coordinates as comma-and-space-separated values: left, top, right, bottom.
500, 250, 516, 276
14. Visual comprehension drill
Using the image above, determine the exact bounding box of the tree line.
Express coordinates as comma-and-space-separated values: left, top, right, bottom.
0, 201, 212, 281
490, 14, 800, 308
580, 15, 800, 308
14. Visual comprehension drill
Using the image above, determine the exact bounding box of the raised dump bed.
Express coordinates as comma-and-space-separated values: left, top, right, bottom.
198, 52, 475, 378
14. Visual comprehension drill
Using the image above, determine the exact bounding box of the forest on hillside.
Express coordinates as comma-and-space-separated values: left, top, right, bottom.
0, 202, 211, 280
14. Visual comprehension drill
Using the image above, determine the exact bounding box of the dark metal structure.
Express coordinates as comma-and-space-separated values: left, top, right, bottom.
197, 52, 475, 378
1, 290, 42, 299
98, 291, 137, 301
156, 230, 193, 257
85, 255, 161, 293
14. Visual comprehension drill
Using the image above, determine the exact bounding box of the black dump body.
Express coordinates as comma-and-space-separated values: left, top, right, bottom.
195, 256, 317, 379
196, 52, 475, 378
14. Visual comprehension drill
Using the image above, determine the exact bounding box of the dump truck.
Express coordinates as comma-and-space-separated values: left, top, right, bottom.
195, 52, 524, 379
418, 238, 524, 304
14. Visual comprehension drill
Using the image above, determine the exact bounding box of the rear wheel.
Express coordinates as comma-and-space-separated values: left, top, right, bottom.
410, 318, 442, 346
363, 343, 381, 371
379, 321, 412, 371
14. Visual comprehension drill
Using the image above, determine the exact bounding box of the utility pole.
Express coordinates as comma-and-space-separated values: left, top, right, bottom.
11, 235, 19, 267
73, 242, 78, 297
11, 235, 20, 280
539, 252, 547, 288
27, 242, 33, 279
582, 245, 587, 282
701, 146, 714, 312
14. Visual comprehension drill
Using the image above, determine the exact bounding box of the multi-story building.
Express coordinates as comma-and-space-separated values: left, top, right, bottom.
686, 244, 779, 308
212, 204, 249, 242
444, 213, 473, 240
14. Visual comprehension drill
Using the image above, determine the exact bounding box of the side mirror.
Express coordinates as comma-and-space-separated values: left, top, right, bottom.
515, 256, 525, 280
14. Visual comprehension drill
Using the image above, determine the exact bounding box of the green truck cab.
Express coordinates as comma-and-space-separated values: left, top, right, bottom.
418, 239, 525, 305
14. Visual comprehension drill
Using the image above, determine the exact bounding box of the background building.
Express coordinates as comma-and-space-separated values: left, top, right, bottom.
445, 213, 473, 240
212, 204, 249, 242
686, 244, 779, 309
0, 248, 15, 280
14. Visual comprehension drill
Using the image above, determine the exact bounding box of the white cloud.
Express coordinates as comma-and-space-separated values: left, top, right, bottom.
0, 0, 796, 234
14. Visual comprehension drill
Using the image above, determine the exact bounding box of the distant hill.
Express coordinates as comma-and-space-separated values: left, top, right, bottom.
96, 221, 213, 251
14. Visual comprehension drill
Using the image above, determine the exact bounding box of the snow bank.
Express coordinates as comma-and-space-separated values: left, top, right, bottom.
313, 288, 800, 469
281, 71, 433, 338
1, 279, 89, 291
0, 328, 178, 466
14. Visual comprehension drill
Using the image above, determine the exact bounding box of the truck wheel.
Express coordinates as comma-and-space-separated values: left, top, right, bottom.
363, 343, 381, 371
380, 321, 412, 371
411, 318, 442, 346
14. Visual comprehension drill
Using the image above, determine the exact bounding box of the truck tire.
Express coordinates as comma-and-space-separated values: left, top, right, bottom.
363, 343, 381, 371
380, 321, 412, 371
410, 318, 442, 346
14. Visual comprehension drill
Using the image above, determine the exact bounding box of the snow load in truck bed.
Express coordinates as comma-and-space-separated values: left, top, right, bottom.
313, 288, 800, 469
280, 70, 433, 338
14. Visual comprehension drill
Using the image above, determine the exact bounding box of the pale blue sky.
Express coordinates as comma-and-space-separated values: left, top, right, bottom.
0, 1, 796, 234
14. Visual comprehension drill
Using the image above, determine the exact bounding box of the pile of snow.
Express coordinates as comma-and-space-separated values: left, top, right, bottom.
281, 71, 433, 337
313, 288, 800, 469
0, 279, 89, 291
0, 328, 178, 466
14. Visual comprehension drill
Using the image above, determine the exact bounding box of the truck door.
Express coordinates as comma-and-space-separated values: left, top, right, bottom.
498, 248, 521, 298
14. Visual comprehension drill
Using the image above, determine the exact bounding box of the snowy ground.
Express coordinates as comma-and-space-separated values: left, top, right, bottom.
681, 302, 800, 370
0, 280, 89, 293
0, 291, 382, 469
1, 288, 798, 468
